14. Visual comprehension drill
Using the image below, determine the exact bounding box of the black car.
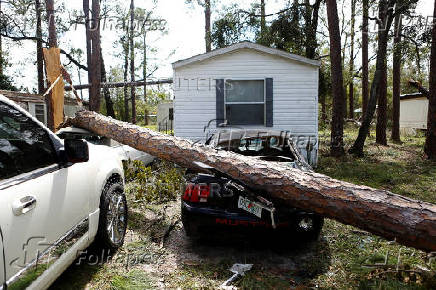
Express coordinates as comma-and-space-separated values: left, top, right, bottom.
181, 129, 324, 241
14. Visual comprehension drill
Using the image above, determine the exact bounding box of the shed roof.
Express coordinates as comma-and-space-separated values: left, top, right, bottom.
400, 92, 428, 101
0, 90, 45, 103
172, 41, 321, 69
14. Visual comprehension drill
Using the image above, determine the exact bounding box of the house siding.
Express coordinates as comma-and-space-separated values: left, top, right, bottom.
173, 48, 319, 164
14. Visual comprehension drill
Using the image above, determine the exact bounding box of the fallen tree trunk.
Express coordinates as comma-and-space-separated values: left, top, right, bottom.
69, 111, 436, 252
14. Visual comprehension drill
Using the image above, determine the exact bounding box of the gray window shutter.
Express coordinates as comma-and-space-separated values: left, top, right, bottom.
266, 78, 273, 127
216, 79, 225, 127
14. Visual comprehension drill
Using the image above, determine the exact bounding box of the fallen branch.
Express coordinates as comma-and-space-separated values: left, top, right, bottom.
69, 111, 436, 252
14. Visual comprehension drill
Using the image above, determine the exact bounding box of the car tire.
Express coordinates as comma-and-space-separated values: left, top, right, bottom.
294, 215, 324, 241
95, 181, 128, 251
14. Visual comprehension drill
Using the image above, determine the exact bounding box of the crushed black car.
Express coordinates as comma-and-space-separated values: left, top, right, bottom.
181, 129, 324, 241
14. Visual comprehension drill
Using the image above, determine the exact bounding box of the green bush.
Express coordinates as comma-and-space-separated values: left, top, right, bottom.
124, 160, 185, 203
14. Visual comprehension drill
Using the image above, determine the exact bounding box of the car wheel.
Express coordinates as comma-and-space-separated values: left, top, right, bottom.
96, 181, 128, 250
295, 215, 324, 241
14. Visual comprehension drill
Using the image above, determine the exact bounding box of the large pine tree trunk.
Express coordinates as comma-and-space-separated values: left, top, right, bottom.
376, 64, 388, 145
350, 0, 394, 156
425, 0, 436, 159
205, 0, 211, 52
326, 0, 345, 157
348, 0, 356, 120
35, 0, 44, 94
123, 27, 130, 122
130, 0, 136, 124
89, 0, 101, 112
143, 31, 148, 125
361, 0, 369, 117
101, 50, 115, 118
392, 14, 402, 143
45, 0, 57, 131
83, 0, 101, 112
68, 110, 436, 252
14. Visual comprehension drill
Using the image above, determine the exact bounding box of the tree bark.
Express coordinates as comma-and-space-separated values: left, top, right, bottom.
89, 0, 101, 112
35, 0, 44, 94
326, 0, 345, 157
376, 63, 388, 145
143, 31, 148, 125
123, 26, 130, 122
68, 110, 436, 252
260, 0, 266, 43
348, 0, 356, 120
205, 0, 211, 52
392, 14, 402, 143
130, 0, 136, 124
350, 0, 394, 156
425, 0, 436, 159
46, 0, 57, 48
45, 0, 57, 131
362, 0, 369, 117
101, 50, 115, 118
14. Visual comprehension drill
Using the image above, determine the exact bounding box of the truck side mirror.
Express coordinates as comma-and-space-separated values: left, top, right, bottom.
64, 139, 89, 163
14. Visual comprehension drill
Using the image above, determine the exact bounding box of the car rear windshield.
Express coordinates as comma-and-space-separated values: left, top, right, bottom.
216, 136, 296, 160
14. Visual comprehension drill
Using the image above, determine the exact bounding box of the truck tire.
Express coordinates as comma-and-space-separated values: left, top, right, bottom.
96, 181, 128, 251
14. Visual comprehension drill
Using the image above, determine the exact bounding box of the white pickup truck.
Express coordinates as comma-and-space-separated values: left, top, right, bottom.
0, 95, 128, 289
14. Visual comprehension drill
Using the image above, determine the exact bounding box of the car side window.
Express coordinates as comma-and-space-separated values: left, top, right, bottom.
0, 102, 57, 180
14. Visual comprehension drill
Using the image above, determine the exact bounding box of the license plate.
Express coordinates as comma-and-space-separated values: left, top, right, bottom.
238, 196, 262, 218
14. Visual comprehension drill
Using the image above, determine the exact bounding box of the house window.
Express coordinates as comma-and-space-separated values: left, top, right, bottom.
35, 104, 45, 124
225, 80, 265, 125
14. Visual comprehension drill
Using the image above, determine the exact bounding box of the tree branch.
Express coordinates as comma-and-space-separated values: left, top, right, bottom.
0, 33, 88, 71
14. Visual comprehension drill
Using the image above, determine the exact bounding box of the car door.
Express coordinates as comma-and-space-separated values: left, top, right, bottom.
0, 101, 89, 288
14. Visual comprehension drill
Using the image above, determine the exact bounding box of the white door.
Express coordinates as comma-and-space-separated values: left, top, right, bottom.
0, 101, 89, 287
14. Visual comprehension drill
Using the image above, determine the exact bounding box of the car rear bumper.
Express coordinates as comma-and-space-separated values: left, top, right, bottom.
181, 201, 305, 236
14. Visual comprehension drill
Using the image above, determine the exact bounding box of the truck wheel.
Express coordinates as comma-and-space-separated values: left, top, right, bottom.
96, 181, 128, 250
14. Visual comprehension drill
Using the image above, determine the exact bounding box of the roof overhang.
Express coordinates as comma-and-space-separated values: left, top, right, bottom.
400, 92, 428, 101
172, 41, 321, 69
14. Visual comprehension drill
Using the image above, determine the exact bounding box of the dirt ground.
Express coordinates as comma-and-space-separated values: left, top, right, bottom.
51, 198, 332, 289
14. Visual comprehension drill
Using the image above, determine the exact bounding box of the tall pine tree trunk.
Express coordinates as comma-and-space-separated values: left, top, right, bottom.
326, 0, 345, 157
350, 0, 394, 156
130, 0, 136, 124
205, 0, 211, 52
45, 0, 57, 131
36, 0, 44, 94
392, 14, 402, 143
376, 64, 388, 145
46, 0, 57, 47
143, 31, 148, 125
348, 0, 356, 119
362, 0, 369, 117
123, 27, 130, 122
425, 0, 436, 159
101, 49, 115, 118
89, 0, 101, 112
83, 0, 101, 112
305, 0, 322, 60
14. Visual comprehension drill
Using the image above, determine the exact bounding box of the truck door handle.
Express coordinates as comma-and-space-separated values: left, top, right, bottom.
12, 196, 37, 216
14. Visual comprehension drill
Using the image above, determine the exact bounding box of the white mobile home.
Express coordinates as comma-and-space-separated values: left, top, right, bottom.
400, 93, 428, 135
172, 42, 320, 165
